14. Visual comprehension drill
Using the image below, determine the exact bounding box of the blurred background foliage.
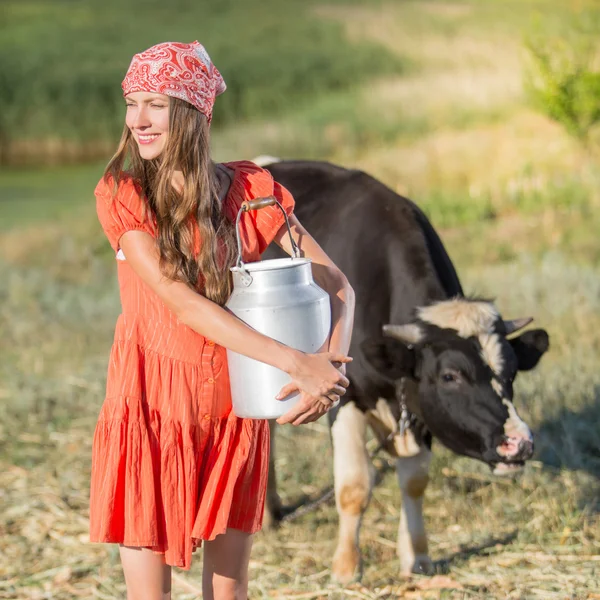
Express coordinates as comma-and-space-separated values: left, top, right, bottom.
525, 10, 600, 146
0, 0, 403, 164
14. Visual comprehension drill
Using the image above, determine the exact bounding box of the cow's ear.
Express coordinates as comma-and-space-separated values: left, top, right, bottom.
509, 328, 550, 371
360, 337, 416, 382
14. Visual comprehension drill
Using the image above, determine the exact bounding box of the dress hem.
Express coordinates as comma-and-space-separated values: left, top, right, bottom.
89, 521, 264, 570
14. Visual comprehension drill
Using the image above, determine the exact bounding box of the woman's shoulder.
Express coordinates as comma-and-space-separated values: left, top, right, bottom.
221, 159, 270, 177
95, 172, 143, 202
221, 160, 276, 201
95, 172, 152, 245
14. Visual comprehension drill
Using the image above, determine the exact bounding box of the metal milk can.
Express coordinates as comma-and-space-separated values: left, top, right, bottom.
225, 196, 331, 419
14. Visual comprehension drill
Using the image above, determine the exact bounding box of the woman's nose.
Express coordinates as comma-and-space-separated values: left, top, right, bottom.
132, 106, 150, 129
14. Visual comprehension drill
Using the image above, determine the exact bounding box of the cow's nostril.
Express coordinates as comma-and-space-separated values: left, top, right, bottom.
518, 438, 534, 461
497, 436, 534, 461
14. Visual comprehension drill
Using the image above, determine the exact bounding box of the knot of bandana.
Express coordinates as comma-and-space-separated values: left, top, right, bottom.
121, 41, 226, 123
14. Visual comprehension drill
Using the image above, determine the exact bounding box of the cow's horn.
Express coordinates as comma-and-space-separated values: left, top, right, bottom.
382, 323, 423, 345
503, 317, 534, 335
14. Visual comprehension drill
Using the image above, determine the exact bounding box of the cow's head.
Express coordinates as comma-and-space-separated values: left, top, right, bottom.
361, 298, 549, 474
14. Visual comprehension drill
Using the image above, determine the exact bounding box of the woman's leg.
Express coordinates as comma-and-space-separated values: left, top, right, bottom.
202, 529, 253, 600
119, 545, 172, 600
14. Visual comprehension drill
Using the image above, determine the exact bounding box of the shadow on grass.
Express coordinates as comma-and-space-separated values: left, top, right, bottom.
535, 385, 600, 476
276, 487, 334, 524
533, 384, 600, 511
275, 457, 397, 525
433, 530, 518, 575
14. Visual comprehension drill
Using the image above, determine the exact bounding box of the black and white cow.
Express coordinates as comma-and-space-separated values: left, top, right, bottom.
260, 159, 549, 582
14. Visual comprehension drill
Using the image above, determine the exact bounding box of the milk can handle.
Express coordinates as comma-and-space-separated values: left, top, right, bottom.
235, 196, 301, 271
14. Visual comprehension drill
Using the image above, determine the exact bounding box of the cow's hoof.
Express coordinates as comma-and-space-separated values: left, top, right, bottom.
332, 547, 361, 584
410, 555, 434, 576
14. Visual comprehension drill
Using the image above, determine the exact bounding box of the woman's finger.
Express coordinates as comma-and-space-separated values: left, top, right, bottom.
292, 406, 325, 426
335, 374, 350, 389
327, 395, 340, 407
276, 397, 311, 424
329, 384, 347, 396
292, 411, 315, 426
275, 382, 300, 401
317, 394, 336, 407
277, 393, 332, 425
327, 353, 353, 364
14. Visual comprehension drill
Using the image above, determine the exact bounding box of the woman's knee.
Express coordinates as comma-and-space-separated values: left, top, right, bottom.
119, 545, 172, 600
206, 577, 246, 600
203, 530, 253, 600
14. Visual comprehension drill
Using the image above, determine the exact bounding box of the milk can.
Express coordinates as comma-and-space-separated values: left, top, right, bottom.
225, 196, 331, 419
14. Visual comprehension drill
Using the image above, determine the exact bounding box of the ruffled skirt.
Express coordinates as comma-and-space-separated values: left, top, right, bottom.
89, 338, 270, 569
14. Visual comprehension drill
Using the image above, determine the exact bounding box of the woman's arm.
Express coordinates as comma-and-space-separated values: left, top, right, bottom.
119, 231, 350, 405
274, 214, 355, 358
272, 214, 355, 424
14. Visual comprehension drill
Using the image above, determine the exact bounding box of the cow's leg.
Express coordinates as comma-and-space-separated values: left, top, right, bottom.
263, 419, 283, 529
396, 448, 433, 575
331, 401, 372, 583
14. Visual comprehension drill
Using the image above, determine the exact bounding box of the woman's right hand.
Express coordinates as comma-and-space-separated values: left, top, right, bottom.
275, 352, 351, 425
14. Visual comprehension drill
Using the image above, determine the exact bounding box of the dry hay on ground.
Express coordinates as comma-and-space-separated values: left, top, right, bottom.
1, 415, 599, 599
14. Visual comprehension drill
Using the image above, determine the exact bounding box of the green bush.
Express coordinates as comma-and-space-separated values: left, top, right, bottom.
524, 19, 600, 145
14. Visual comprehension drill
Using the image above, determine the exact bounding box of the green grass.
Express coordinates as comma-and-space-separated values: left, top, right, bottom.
0, 162, 104, 229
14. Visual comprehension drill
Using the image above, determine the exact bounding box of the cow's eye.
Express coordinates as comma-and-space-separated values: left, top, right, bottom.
440, 370, 460, 384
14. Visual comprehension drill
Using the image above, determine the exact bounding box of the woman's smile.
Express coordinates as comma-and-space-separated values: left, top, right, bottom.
137, 133, 161, 144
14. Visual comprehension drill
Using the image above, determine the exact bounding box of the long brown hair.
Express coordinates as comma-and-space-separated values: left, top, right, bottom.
105, 97, 238, 305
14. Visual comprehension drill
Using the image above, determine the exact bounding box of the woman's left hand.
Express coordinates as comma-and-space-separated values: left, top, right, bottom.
276, 360, 347, 426
275, 391, 336, 426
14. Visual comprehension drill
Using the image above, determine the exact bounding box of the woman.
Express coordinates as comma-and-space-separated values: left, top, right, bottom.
89, 41, 355, 600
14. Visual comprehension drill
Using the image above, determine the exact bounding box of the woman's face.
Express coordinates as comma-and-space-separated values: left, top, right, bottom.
125, 92, 170, 160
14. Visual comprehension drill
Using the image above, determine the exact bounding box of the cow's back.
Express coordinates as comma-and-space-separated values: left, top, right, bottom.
264, 160, 462, 301
263, 160, 463, 395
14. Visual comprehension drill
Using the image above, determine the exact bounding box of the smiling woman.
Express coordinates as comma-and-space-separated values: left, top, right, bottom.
89, 40, 354, 600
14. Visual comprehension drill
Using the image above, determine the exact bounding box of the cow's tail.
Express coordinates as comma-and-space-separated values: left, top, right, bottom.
251, 155, 282, 167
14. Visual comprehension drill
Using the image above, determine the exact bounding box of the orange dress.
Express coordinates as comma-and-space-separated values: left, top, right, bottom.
89, 160, 295, 569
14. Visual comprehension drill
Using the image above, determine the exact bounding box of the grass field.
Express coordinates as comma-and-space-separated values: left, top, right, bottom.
1, 0, 600, 598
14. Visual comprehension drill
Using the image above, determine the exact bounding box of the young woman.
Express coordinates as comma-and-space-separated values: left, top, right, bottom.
89, 41, 355, 600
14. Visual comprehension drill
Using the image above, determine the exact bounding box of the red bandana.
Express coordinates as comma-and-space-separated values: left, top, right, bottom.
121, 41, 226, 123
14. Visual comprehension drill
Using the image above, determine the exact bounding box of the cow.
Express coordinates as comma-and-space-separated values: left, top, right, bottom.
258, 159, 550, 582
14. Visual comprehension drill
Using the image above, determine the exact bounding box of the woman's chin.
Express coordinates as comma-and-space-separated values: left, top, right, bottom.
137, 145, 164, 160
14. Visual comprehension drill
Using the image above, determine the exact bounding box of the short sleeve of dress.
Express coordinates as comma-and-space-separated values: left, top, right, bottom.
224, 161, 295, 261
95, 176, 155, 253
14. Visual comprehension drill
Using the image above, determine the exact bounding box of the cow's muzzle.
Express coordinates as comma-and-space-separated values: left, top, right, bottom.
492, 436, 534, 475
497, 436, 534, 461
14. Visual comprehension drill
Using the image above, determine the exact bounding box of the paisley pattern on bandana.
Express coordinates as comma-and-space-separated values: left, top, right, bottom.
122, 41, 226, 123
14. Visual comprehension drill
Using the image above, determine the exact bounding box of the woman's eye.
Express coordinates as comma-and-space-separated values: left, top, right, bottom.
151, 104, 166, 108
